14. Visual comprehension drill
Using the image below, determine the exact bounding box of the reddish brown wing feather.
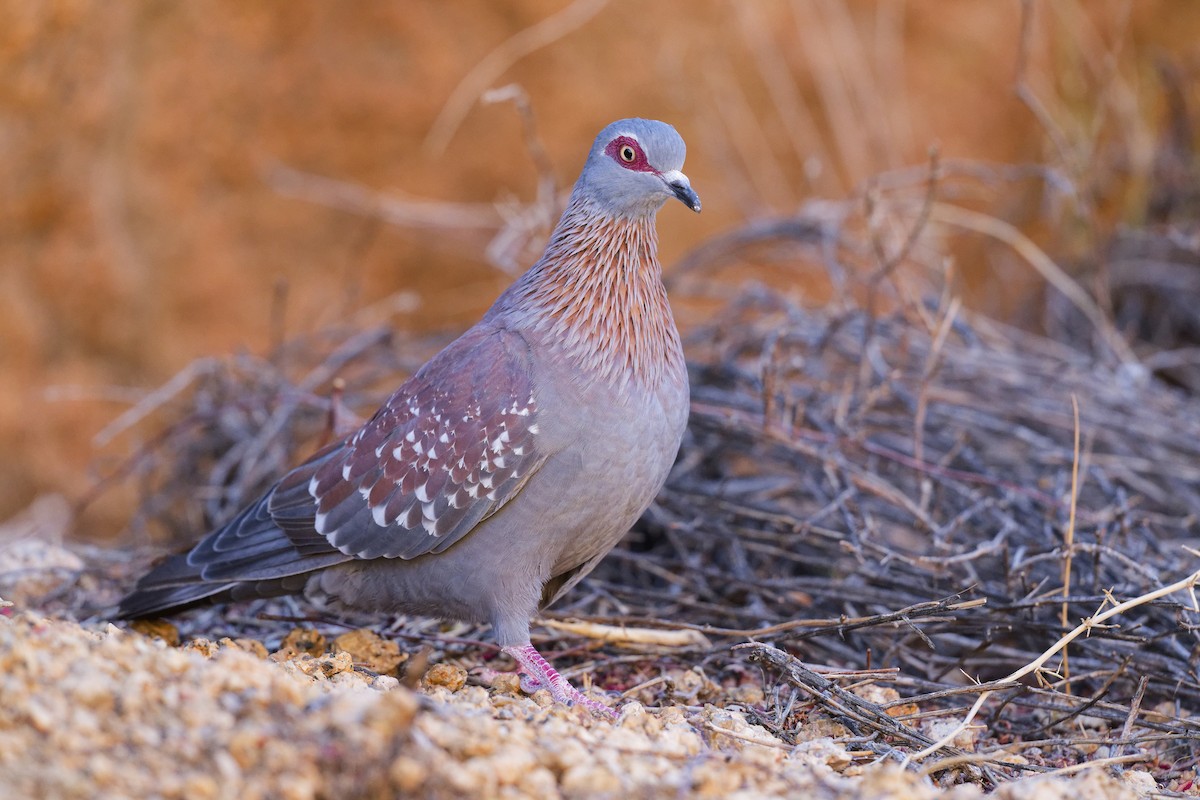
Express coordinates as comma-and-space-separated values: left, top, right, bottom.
270, 325, 545, 560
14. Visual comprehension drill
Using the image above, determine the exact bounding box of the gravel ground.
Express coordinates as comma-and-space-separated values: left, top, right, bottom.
0, 599, 1153, 800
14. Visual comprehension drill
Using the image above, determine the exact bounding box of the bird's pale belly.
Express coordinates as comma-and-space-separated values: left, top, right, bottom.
544, 387, 686, 576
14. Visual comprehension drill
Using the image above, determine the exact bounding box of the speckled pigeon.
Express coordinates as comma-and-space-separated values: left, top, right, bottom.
118, 118, 701, 718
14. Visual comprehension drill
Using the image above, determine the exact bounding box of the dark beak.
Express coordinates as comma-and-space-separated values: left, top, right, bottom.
664, 172, 701, 213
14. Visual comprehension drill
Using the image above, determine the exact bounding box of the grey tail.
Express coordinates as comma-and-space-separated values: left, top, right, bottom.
116, 481, 349, 620
116, 562, 239, 619
116, 551, 324, 619
116, 569, 315, 619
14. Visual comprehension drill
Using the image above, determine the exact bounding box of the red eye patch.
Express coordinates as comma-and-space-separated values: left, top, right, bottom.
604, 136, 658, 174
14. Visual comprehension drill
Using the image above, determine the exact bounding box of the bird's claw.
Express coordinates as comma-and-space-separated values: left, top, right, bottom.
502, 643, 617, 720
554, 681, 618, 720
518, 671, 548, 695
475, 666, 548, 694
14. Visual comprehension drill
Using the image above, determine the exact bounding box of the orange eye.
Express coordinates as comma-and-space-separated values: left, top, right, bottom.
620, 145, 636, 162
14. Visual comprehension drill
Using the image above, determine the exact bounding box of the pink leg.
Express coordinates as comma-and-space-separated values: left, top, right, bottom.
502, 644, 617, 720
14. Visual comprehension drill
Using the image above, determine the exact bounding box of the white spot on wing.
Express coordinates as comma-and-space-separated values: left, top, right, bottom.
397, 505, 417, 529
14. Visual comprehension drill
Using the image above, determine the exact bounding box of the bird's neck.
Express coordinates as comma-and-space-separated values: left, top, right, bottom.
497, 195, 685, 389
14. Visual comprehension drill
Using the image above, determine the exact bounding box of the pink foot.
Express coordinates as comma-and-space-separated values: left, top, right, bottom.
476, 666, 547, 693
502, 644, 617, 720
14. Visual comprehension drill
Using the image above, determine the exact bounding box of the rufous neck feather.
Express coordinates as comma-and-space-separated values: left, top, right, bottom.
497, 195, 685, 389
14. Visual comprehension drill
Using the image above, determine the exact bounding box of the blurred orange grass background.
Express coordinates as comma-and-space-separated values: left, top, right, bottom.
2, 0, 1198, 538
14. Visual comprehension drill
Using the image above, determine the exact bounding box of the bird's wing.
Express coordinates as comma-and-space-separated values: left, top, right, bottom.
267, 324, 547, 560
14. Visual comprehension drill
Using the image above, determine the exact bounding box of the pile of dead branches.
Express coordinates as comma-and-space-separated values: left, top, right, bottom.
587, 278, 1200, 780
588, 281, 1200, 697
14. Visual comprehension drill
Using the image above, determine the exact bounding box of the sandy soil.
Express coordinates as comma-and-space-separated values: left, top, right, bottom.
0, 599, 1155, 800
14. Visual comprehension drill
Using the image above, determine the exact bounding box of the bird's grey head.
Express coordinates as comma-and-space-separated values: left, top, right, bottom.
572, 118, 701, 218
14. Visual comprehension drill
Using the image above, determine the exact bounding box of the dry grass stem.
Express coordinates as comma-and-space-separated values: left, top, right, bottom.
423, 0, 610, 154
1060, 394, 1081, 692
928, 202, 1136, 365
538, 619, 713, 650
910, 565, 1200, 762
